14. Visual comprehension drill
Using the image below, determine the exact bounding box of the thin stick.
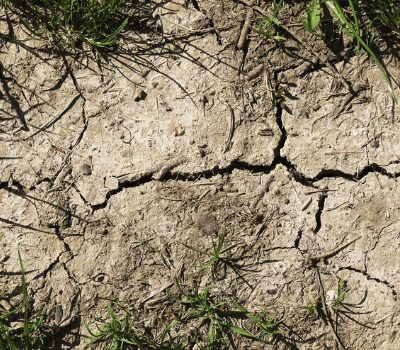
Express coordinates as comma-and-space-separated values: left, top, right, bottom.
224, 104, 235, 153
237, 1, 255, 50
290, 182, 302, 201
299, 236, 361, 261
304, 190, 337, 195
325, 201, 347, 212
301, 197, 312, 211
189, 182, 222, 187
198, 189, 210, 201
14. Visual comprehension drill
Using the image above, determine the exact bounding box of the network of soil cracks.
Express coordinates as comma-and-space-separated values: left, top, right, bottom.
1, 0, 400, 349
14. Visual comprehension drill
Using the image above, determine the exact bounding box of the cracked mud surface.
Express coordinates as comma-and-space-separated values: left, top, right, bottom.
1, 0, 400, 349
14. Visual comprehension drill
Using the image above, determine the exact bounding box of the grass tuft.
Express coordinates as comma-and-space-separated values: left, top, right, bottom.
2, 0, 132, 48
181, 225, 229, 275
0, 237, 51, 349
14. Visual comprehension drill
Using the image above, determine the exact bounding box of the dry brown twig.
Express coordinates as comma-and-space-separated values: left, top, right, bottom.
237, 0, 256, 50
299, 235, 361, 262
224, 103, 235, 153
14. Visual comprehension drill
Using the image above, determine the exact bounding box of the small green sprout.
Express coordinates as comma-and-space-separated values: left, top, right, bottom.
167, 278, 287, 347
230, 299, 289, 340
329, 273, 346, 310
167, 277, 230, 346
0, 246, 50, 349
254, 0, 285, 42
181, 225, 229, 275
303, 297, 319, 315
302, 0, 322, 36
86, 302, 145, 349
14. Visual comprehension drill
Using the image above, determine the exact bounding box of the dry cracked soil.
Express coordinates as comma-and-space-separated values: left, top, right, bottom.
1, 0, 400, 349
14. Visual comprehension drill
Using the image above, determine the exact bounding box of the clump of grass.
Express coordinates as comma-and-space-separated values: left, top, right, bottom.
86, 301, 186, 350
254, 0, 285, 42
324, 0, 397, 103
2, 0, 132, 48
364, 0, 400, 35
328, 273, 346, 311
181, 226, 230, 275
255, 0, 398, 102
0, 237, 51, 349
230, 298, 288, 342
167, 277, 230, 348
303, 297, 319, 315
85, 302, 145, 349
167, 277, 287, 348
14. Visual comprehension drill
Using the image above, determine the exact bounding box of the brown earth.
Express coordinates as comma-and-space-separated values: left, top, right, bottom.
1, 0, 400, 349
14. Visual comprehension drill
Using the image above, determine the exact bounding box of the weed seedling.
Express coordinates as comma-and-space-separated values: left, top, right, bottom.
302, 0, 322, 37
230, 299, 289, 341
168, 278, 258, 347
151, 321, 186, 350
303, 297, 319, 315
329, 273, 346, 311
86, 302, 145, 349
0, 243, 51, 349
167, 277, 229, 346
168, 278, 288, 347
181, 226, 229, 275
254, 0, 285, 42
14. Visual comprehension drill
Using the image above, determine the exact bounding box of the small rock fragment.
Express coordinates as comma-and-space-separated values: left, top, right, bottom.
0, 299, 12, 312
105, 177, 119, 190
174, 123, 185, 136
134, 90, 147, 102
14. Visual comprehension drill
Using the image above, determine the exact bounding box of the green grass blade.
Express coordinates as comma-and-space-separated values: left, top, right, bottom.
326, 0, 397, 102
230, 299, 260, 324
207, 320, 214, 346
180, 243, 215, 257
159, 320, 180, 345
273, 0, 284, 18
347, 0, 360, 60
303, 0, 322, 36
18, 250, 31, 349
222, 323, 270, 343
175, 277, 192, 300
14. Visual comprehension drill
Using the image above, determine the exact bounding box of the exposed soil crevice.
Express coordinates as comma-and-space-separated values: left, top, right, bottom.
313, 193, 326, 234
340, 266, 398, 298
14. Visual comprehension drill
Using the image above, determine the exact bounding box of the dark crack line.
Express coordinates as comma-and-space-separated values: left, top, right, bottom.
32, 255, 60, 282
313, 192, 326, 234
339, 266, 398, 298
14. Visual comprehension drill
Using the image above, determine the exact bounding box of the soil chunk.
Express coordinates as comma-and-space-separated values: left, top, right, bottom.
193, 213, 218, 236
